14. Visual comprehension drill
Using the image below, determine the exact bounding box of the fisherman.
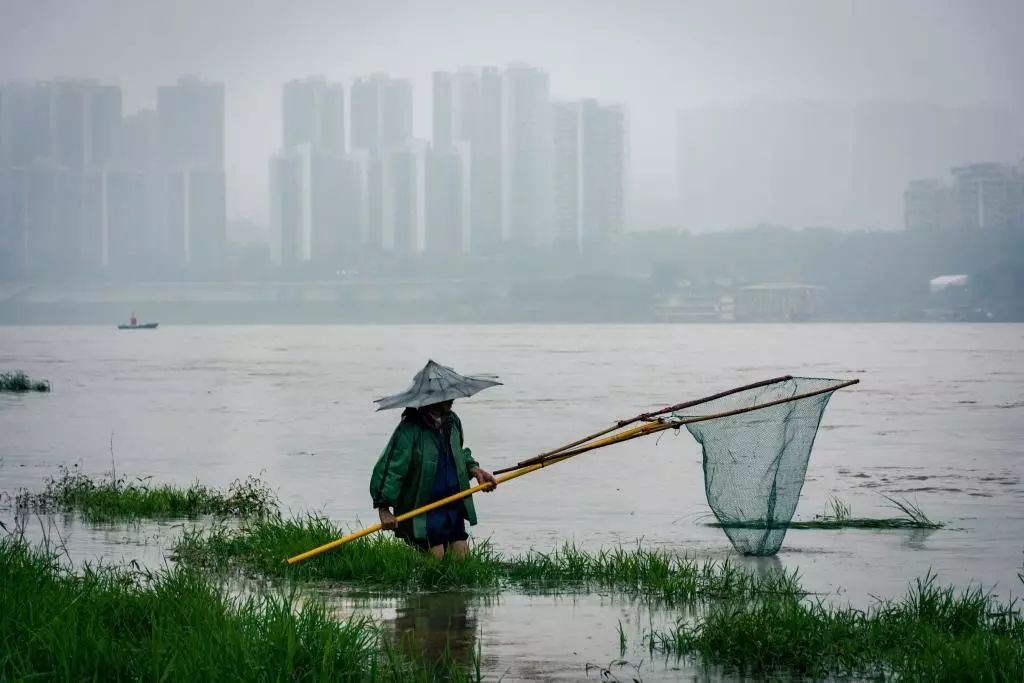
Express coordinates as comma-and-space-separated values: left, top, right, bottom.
369, 361, 500, 559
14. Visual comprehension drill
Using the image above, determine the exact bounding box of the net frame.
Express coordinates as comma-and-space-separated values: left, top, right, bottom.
493, 376, 858, 556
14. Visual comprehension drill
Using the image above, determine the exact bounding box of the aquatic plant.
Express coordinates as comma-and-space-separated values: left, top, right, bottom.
175, 514, 503, 588
0, 370, 50, 392
648, 572, 1024, 680
16, 466, 279, 521
174, 514, 803, 602
707, 494, 943, 530
0, 538, 479, 682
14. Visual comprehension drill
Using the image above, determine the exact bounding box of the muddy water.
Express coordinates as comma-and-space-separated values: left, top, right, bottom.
2, 324, 1023, 680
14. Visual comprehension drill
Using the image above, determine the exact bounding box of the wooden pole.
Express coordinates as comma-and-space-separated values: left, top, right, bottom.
495, 374, 794, 474
285, 421, 659, 565
498, 377, 859, 473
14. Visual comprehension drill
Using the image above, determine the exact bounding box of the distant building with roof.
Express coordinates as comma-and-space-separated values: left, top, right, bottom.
735, 283, 825, 322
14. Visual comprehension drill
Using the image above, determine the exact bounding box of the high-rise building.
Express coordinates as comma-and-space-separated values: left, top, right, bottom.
580, 99, 626, 251
0, 79, 122, 276
905, 162, 1024, 231
350, 74, 412, 152
425, 143, 469, 253
381, 79, 413, 151
271, 77, 362, 266
473, 67, 504, 254
269, 144, 363, 267
350, 74, 416, 252
268, 153, 301, 266
429, 70, 477, 254
119, 108, 159, 169
102, 168, 147, 273
157, 76, 226, 272
283, 77, 345, 155
433, 70, 482, 150
350, 78, 380, 153
551, 99, 627, 253
50, 80, 122, 169
365, 142, 426, 254
551, 101, 581, 250
432, 72, 455, 151
16, 166, 102, 275
157, 75, 224, 169
387, 146, 419, 254
163, 167, 227, 273
431, 67, 503, 254
103, 108, 170, 276
503, 64, 551, 248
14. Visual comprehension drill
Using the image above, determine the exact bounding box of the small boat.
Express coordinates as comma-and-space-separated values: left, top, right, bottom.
118, 322, 159, 330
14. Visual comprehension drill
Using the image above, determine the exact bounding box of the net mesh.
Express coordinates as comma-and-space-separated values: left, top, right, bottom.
675, 377, 847, 556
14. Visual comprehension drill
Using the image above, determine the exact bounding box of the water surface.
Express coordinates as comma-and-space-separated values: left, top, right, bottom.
2, 324, 1022, 680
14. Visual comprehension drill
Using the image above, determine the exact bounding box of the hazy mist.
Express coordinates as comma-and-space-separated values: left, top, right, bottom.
3, 0, 1022, 228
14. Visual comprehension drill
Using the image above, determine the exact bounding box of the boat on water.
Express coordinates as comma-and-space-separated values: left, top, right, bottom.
118, 312, 158, 330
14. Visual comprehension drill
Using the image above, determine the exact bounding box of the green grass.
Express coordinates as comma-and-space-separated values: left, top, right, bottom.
16, 465, 279, 521
174, 514, 803, 602
0, 370, 50, 392
648, 573, 1024, 680
707, 495, 944, 530
0, 538, 480, 682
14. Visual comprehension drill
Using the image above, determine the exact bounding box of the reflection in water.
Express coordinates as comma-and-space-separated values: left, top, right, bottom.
902, 527, 939, 550
735, 553, 783, 578
387, 591, 479, 668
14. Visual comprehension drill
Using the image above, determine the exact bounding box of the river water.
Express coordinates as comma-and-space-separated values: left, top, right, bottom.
1, 324, 1022, 681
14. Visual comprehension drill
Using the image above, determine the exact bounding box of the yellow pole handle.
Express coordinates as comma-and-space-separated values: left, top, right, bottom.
286, 461, 539, 565
285, 420, 664, 565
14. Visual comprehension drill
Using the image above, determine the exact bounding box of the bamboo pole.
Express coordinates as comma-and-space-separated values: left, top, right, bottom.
285, 377, 859, 565
495, 374, 794, 475
285, 421, 660, 565
510, 377, 861, 470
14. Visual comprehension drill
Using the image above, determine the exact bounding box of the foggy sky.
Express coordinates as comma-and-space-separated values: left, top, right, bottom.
2, 0, 1022, 228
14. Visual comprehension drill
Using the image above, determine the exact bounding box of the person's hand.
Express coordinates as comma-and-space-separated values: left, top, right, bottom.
471, 467, 498, 492
378, 507, 397, 529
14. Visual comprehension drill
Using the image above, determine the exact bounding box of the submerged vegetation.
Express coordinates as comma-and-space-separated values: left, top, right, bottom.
7, 462, 1007, 681
649, 573, 1024, 680
708, 495, 943, 530
0, 538, 479, 682
0, 370, 50, 392
174, 514, 803, 601
16, 466, 279, 521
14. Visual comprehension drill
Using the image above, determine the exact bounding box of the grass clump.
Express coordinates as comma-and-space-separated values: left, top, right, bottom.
16, 465, 279, 521
708, 495, 943, 530
175, 515, 503, 589
500, 542, 801, 601
649, 573, 1024, 680
0, 538, 480, 682
174, 514, 802, 602
0, 370, 50, 392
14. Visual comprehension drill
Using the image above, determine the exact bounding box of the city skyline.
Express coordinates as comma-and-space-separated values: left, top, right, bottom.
2, 1, 1021, 231
3, 67, 1024, 281
0, 64, 633, 277
268, 64, 628, 266
0, 75, 228, 278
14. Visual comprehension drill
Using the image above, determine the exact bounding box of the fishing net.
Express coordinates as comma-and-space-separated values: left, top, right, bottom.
674, 377, 849, 556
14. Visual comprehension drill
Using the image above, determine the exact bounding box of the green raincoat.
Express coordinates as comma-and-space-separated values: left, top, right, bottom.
369, 411, 480, 542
